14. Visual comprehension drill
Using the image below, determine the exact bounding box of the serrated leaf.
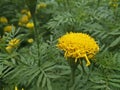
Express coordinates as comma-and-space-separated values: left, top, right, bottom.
0, 65, 3, 75
109, 36, 120, 47
27, 68, 41, 85
44, 65, 56, 71
91, 85, 107, 89
47, 78, 52, 90
55, 65, 70, 69
42, 76, 47, 88
37, 72, 43, 87
41, 61, 55, 70
59, 70, 71, 75
109, 75, 120, 79
109, 79, 120, 83
47, 74, 61, 79
109, 82, 120, 88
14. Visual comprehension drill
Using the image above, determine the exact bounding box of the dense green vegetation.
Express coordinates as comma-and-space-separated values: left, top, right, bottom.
0, 0, 120, 90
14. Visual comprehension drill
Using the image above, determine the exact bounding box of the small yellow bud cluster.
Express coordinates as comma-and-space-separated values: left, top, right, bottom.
15, 86, 24, 90
18, 9, 34, 29
0, 16, 16, 33
27, 38, 34, 43
6, 38, 20, 53
0, 16, 8, 24
3, 25, 15, 33
37, 2, 47, 9
109, 0, 118, 8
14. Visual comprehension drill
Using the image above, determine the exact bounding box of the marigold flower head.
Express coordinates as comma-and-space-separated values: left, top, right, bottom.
57, 32, 99, 66
4, 25, 15, 32
0, 16, 8, 23
26, 22, 34, 29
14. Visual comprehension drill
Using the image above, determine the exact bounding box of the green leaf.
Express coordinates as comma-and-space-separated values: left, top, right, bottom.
27, 68, 41, 85
91, 85, 107, 89
42, 76, 47, 88
47, 74, 61, 79
0, 65, 3, 75
82, 60, 89, 74
37, 72, 44, 87
109, 79, 120, 83
59, 70, 71, 75
109, 82, 120, 88
47, 78, 52, 90
109, 36, 120, 47
109, 75, 120, 79
41, 61, 55, 70
44, 65, 56, 71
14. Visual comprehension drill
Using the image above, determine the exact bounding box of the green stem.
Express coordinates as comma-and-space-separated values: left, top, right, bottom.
32, 14, 40, 66
68, 58, 78, 88
71, 67, 75, 85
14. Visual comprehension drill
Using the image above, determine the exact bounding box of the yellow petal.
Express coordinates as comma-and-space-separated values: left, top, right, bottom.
84, 54, 91, 66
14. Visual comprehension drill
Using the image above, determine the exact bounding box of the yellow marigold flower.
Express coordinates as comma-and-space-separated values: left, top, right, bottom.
26, 22, 34, 29
37, 2, 47, 9
57, 32, 99, 66
8, 38, 20, 47
4, 25, 14, 32
19, 15, 29, 24
27, 38, 34, 43
0, 16, 8, 23
6, 46, 13, 53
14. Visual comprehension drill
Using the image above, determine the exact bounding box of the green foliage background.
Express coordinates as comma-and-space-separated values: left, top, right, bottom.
0, 0, 120, 90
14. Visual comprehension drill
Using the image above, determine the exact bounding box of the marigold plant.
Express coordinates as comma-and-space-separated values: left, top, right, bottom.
57, 32, 99, 66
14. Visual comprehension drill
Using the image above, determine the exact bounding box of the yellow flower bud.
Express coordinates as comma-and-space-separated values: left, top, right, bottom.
0, 16, 8, 23
37, 2, 47, 9
15, 86, 18, 90
27, 11, 31, 19
21, 9, 28, 14
19, 15, 29, 24
4, 25, 13, 32
6, 46, 13, 53
8, 38, 20, 47
112, 3, 118, 8
26, 22, 34, 29
27, 38, 34, 43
